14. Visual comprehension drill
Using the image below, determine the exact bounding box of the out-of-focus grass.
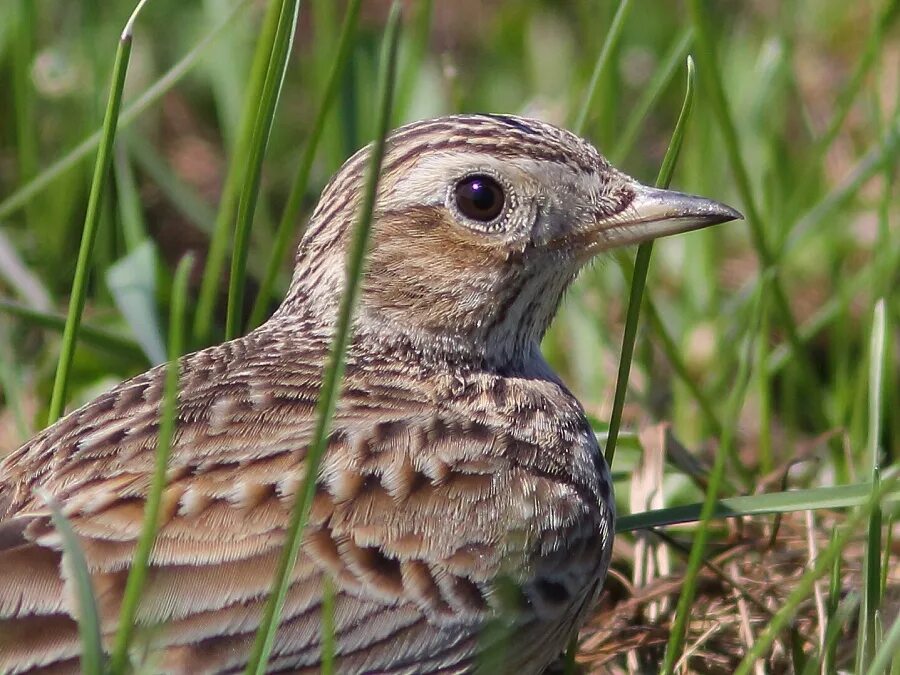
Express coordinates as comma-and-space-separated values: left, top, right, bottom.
0, 0, 897, 672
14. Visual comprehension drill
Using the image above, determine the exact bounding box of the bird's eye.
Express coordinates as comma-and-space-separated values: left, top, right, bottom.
454, 175, 505, 223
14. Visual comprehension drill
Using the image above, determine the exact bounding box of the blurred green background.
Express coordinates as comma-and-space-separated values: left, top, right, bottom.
0, 1, 897, 669
2, 0, 896, 456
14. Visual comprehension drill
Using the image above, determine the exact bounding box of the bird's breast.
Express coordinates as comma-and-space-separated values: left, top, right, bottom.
428, 367, 616, 617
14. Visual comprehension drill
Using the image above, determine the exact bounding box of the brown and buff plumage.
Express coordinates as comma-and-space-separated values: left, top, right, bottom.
0, 114, 739, 674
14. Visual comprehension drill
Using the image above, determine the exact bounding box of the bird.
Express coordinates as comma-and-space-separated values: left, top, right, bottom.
0, 113, 740, 674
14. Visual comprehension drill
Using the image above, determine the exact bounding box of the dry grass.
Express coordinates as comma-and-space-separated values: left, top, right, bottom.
578, 511, 900, 673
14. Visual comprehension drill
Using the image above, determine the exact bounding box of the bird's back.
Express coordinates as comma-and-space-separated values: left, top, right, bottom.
0, 323, 613, 674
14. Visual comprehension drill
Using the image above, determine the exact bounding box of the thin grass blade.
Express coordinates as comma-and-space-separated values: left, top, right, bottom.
858, 468, 883, 672
661, 271, 769, 674
571, 0, 632, 136
610, 26, 693, 164
859, 300, 887, 671
616, 480, 900, 532
867, 299, 887, 470
800, 591, 860, 675
0, 0, 250, 222
193, 0, 282, 344
882, 514, 893, 599
108, 254, 192, 674
823, 527, 843, 672
605, 55, 695, 468
40, 492, 104, 675
243, 6, 402, 673
732, 469, 900, 675
46, 5, 149, 424
0, 299, 145, 361
688, 0, 818, 395
248, 0, 363, 329
224, 0, 302, 339
866, 609, 900, 675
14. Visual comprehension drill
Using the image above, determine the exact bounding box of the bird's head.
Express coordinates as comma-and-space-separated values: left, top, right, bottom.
279, 114, 741, 368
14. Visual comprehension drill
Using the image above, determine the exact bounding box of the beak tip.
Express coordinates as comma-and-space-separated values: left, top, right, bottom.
588, 184, 744, 251
636, 185, 743, 229
715, 203, 743, 224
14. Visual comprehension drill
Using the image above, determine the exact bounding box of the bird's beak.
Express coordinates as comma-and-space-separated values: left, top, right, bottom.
580, 182, 742, 255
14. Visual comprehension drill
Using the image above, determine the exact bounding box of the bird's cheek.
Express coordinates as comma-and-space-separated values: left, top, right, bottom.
528, 202, 577, 249
527, 206, 602, 266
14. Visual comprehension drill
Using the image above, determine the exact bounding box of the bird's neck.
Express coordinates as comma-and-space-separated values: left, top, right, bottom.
356, 313, 546, 373
269, 297, 556, 377
271, 249, 578, 374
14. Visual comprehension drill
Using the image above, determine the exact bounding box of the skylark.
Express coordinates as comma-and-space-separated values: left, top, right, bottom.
0, 114, 739, 673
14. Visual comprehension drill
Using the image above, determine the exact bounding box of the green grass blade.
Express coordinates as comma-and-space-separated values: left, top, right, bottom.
802, 591, 860, 675
571, 0, 632, 136
811, 0, 899, 161
0, 0, 250, 222
0, 298, 146, 361
126, 132, 217, 235
113, 141, 148, 252
247, 0, 363, 330
866, 609, 900, 675
661, 272, 768, 674
823, 527, 843, 673
605, 42, 728, 439
108, 254, 192, 674
858, 468, 883, 672
688, 0, 817, 392
224, 0, 302, 339
192, 0, 282, 344
394, 0, 434, 119
12, 0, 37, 229
858, 299, 887, 671
243, 6, 401, 673
867, 299, 887, 471
0, 323, 29, 441
732, 469, 900, 675
610, 26, 693, 165
605, 55, 695, 468
653, 59, 697, 203
881, 514, 893, 599
40, 492, 104, 675
46, 7, 143, 425
616, 480, 900, 532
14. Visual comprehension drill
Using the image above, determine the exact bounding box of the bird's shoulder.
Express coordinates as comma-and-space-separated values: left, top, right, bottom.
0, 328, 325, 516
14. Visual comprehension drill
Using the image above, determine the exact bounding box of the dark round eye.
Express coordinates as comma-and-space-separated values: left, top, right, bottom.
454, 175, 505, 223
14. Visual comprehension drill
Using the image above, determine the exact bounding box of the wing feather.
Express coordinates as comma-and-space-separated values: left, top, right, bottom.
0, 329, 611, 673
